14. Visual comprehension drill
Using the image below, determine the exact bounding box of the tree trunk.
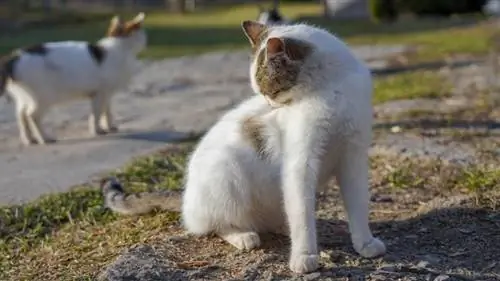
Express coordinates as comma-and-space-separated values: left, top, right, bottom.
166, 0, 186, 13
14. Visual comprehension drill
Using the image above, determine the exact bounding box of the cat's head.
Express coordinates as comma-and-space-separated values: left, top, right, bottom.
107, 13, 147, 54
242, 20, 314, 108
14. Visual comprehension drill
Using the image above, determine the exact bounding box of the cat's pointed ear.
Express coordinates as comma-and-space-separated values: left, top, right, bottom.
110, 15, 121, 28
242, 20, 267, 47
107, 15, 123, 37
123, 12, 145, 34
131, 12, 145, 24
267, 37, 312, 61
266, 37, 285, 56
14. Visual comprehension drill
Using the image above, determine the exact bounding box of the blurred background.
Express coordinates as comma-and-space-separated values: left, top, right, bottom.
0, 0, 495, 60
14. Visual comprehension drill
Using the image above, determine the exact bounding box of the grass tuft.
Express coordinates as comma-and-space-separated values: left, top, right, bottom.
0, 144, 193, 281
373, 70, 451, 104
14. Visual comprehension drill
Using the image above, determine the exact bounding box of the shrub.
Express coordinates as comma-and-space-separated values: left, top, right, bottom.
402, 0, 487, 17
369, 0, 399, 23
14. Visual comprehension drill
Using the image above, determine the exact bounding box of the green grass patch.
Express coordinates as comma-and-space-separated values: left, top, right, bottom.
1, 141, 499, 280
0, 143, 192, 281
0, 4, 494, 60
373, 70, 451, 104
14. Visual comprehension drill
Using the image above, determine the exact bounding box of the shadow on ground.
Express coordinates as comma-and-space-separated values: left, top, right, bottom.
374, 119, 500, 131
101, 200, 500, 280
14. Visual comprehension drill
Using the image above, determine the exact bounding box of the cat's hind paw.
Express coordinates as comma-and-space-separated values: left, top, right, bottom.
289, 254, 319, 274
354, 237, 386, 258
220, 231, 261, 250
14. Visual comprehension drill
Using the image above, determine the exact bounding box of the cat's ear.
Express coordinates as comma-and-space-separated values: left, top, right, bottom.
131, 12, 146, 25
123, 12, 145, 35
107, 15, 123, 37
266, 37, 285, 56
267, 37, 312, 61
110, 15, 121, 28
241, 20, 267, 47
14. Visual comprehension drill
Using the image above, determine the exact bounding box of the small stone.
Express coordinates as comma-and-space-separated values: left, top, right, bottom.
420, 254, 441, 265
302, 272, 321, 280
320, 250, 332, 259
371, 194, 394, 203
378, 264, 397, 272
433, 275, 450, 281
167, 235, 187, 242
391, 126, 402, 133
417, 260, 430, 268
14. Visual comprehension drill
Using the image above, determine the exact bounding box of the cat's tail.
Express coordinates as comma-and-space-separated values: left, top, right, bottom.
0, 53, 19, 97
100, 177, 182, 215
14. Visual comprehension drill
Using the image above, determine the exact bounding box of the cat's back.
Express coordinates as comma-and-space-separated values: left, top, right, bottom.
12, 41, 101, 92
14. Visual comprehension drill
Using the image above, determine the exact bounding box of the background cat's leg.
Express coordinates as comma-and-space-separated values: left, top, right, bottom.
25, 106, 53, 145
100, 95, 118, 133
15, 104, 34, 145
217, 229, 261, 250
89, 94, 107, 136
336, 145, 386, 258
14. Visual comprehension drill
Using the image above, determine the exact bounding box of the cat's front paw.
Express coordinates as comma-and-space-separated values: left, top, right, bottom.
289, 253, 319, 274
354, 237, 386, 258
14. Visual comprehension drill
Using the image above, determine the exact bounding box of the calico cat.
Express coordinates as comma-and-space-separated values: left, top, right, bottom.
102, 20, 386, 274
0, 13, 147, 145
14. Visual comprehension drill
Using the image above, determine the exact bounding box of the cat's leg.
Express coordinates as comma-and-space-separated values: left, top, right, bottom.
336, 145, 386, 258
282, 124, 321, 273
89, 93, 107, 136
25, 106, 54, 145
100, 96, 118, 133
15, 103, 35, 146
218, 229, 261, 250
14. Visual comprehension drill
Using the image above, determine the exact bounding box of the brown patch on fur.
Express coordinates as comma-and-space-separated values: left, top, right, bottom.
107, 13, 145, 38
241, 116, 269, 160
254, 37, 313, 101
241, 20, 268, 53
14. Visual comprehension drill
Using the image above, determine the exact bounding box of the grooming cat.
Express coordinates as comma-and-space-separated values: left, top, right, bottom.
0, 13, 147, 146
102, 20, 386, 274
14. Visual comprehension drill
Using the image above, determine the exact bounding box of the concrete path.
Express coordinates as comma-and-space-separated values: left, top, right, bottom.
0, 46, 409, 206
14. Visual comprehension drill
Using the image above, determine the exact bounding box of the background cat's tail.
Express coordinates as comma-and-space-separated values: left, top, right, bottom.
0, 53, 19, 101
101, 177, 182, 215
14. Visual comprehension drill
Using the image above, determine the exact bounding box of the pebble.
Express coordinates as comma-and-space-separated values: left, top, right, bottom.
433, 275, 450, 281
302, 272, 321, 280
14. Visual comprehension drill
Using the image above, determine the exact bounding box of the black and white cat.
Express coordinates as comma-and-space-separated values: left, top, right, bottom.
0, 13, 147, 145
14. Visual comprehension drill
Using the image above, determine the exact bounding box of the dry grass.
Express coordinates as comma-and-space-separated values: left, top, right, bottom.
1, 140, 499, 280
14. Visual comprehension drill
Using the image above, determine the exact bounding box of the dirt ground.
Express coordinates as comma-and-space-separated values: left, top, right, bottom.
98, 161, 500, 281
99, 64, 500, 281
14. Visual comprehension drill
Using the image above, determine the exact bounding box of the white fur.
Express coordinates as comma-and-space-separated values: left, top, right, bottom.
6, 19, 146, 145
181, 23, 386, 274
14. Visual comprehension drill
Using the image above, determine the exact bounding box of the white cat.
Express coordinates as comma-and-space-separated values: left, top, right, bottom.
0, 13, 147, 145
102, 20, 386, 274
